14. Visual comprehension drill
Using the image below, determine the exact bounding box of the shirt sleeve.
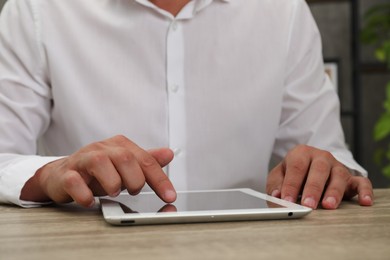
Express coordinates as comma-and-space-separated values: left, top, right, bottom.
0, 155, 62, 207
272, 0, 367, 177
0, 0, 58, 206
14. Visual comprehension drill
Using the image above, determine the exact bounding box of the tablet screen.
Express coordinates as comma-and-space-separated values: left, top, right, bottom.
114, 190, 285, 214
100, 189, 312, 225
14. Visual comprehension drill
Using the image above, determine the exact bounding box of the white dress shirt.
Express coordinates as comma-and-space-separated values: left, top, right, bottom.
0, 0, 367, 207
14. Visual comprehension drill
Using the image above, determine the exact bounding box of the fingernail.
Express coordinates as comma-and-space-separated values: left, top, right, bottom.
324, 196, 336, 208
363, 195, 373, 205
303, 197, 316, 209
271, 190, 280, 197
88, 200, 95, 208
111, 189, 122, 197
284, 196, 294, 203
164, 190, 176, 202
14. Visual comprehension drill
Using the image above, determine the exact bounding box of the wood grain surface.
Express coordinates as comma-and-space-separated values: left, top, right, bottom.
1, 189, 389, 260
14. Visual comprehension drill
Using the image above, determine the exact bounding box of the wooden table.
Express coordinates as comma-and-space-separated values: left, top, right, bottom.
1, 189, 389, 260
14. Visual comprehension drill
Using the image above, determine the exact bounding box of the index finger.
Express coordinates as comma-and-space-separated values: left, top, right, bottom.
134, 150, 177, 203
107, 136, 177, 202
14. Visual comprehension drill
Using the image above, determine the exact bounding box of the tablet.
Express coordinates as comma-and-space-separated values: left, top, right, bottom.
100, 188, 312, 226
100, 189, 311, 225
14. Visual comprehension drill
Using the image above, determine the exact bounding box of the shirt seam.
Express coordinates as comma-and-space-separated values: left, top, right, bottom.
284, 0, 300, 84
28, 0, 46, 82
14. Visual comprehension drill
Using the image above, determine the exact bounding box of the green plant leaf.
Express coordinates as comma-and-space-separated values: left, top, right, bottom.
361, 3, 390, 51
366, 15, 390, 29
383, 82, 390, 114
374, 113, 390, 141
375, 48, 386, 62
384, 40, 390, 68
364, 3, 390, 19
386, 82, 390, 101
384, 100, 390, 113
361, 3, 390, 181
360, 29, 378, 44
374, 148, 385, 165
383, 164, 390, 178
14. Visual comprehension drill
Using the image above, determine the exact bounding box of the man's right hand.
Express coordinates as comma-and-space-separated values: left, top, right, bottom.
20, 135, 176, 207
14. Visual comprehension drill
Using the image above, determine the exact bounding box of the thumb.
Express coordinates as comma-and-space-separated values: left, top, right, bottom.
148, 148, 174, 167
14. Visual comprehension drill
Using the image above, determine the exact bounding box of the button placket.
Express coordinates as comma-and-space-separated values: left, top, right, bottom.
166, 20, 187, 190
169, 84, 179, 93
171, 20, 178, 31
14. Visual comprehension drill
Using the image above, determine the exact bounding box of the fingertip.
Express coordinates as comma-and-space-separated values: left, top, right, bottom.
302, 197, 317, 209
266, 164, 284, 198
356, 178, 374, 206
283, 196, 295, 203
321, 196, 338, 210
271, 189, 281, 198
75, 195, 96, 208
87, 199, 96, 208
109, 188, 122, 198
359, 194, 373, 206
163, 189, 177, 203
160, 147, 174, 160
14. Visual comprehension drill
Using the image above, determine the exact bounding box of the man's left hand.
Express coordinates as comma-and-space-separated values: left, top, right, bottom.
267, 145, 373, 209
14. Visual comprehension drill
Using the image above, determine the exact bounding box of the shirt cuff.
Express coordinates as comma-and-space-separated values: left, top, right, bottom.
0, 155, 63, 207
331, 151, 368, 177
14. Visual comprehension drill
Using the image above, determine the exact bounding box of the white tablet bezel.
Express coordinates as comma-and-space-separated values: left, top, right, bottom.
100, 188, 312, 226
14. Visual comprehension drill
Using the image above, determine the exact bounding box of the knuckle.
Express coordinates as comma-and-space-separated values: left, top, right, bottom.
88, 151, 109, 166
313, 159, 330, 173
84, 141, 105, 151
102, 177, 122, 195
332, 166, 350, 182
126, 174, 146, 192
139, 154, 157, 168
306, 181, 325, 195
155, 174, 170, 187
112, 135, 130, 145
363, 177, 373, 188
292, 144, 310, 155
283, 179, 301, 194
326, 186, 344, 199
106, 174, 122, 190
356, 176, 373, 189
317, 149, 333, 159
62, 171, 81, 190
290, 158, 308, 175
115, 149, 135, 163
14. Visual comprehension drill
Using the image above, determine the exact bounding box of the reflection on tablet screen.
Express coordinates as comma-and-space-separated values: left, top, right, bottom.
114, 191, 285, 214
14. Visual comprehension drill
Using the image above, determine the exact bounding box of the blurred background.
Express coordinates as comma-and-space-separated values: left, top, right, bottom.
0, 0, 389, 188
309, 0, 390, 188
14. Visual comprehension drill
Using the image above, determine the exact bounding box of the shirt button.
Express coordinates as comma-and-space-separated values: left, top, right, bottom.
169, 84, 179, 93
173, 148, 182, 156
171, 21, 178, 31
